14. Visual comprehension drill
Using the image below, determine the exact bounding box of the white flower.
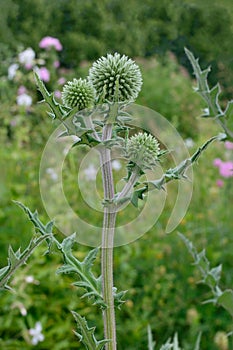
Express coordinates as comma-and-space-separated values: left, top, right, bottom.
84, 164, 97, 181
184, 138, 194, 148
112, 160, 122, 171
8, 63, 19, 80
20, 305, 27, 316
203, 107, 209, 116
16, 93, 32, 106
29, 322, 44, 345
25, 275, 35, 284
18, 47, 35, 66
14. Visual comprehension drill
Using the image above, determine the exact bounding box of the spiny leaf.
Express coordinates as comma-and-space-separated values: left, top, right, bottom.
224, 100, 233, 139
83, 248, 99, 272
179, 233, 233, 318
0, 234, 51, 290
13, 201, 57, 251
113, 288, 127, 308
72, 312, 110, 350
184, 48, 223, 118
218, 290, 233, 317
8, 246, 20, 267
34, 71, 67, 121
159, 334, 180, 350
57, 235, 106, 308
147, 325, 156, 350
141, 134, 226, 198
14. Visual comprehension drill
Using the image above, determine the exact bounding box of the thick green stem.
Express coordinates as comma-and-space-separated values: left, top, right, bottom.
100, 123, 117, 350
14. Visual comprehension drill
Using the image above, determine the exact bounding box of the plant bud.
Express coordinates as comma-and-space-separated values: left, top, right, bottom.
62, 78, 95, 110
89, 52, 142, 102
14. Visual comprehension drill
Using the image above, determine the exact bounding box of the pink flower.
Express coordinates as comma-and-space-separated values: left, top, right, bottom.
213, 158, 222, 167
53, 60, 60, 68
25, 63, 33, 70
58, 77, 66, 85
39, 36, 62, 51
17, 85, 27, 95
219, 161, 233, 178
216, 179, 224, 187
225, 141, 233, 150
54, 90, 61, 98
38, 67, 50, 82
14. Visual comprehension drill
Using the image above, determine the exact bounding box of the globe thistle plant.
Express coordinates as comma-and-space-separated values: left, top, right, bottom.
89, 52, 142, 102
62, 78, 95, 110
125, 132, 160, 170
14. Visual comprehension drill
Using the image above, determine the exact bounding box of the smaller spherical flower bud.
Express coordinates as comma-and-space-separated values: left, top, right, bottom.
125, 132, 160, 170
62, 78, 95, 110
89, 52, 142, 102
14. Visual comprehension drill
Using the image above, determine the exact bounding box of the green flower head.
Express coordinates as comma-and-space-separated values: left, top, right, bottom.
62, 78, 95, 110
89, 52, 142, 102
125, 132, 160, 170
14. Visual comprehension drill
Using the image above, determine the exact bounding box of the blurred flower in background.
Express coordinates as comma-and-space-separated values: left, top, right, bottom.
213, 140, 233, 187
37, 67, 50, 82
214, 159, 233, 178
29, 322, 44, 345
112, 160, 122, 171
184, 137, 195, 148
8, 63, 19, 80
84, 164, 97, 181
39, 36, 62, 51
18, 48, 35, 69
16, 93, 32, 107
225, 141, 233, 150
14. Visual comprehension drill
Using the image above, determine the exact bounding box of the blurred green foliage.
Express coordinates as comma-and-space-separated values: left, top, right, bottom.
1, 0, 233, 97
0, 3, 233, 348
0, 55, 233, 348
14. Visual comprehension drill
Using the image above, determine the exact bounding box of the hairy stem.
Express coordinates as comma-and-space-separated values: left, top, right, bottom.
100, 123, 117, 350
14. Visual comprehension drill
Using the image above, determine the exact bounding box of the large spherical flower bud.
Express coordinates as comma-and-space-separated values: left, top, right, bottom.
125, 132, 160, 170
89, 53, 142, 102
62, 78, 95, 110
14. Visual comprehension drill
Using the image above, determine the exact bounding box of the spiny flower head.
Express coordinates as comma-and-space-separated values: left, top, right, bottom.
125, 132, 160, 170
62, 78, 95, 110
89, 53, 142, 102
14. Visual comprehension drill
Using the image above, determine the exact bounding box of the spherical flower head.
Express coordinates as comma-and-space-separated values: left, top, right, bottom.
125, 132, 160, 170
89, 52, 142, 102
62, 78, 95, 110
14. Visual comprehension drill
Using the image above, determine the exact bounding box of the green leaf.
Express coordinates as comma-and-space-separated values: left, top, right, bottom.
218, 290, 233, 317
0, 234, 51, 290
34, 71, 67, 121
113, 288, 127, 309
8, 246, 20, 267
72, 312, 110, 350
184, 48, 223, 118
14, 201, 57, 252
223, 100, 233, 139
179, 233, 233, 318
130, 187, 147, 207
57, 235, 106, 308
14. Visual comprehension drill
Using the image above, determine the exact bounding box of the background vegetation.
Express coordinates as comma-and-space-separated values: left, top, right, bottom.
0, 1, 232, 349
